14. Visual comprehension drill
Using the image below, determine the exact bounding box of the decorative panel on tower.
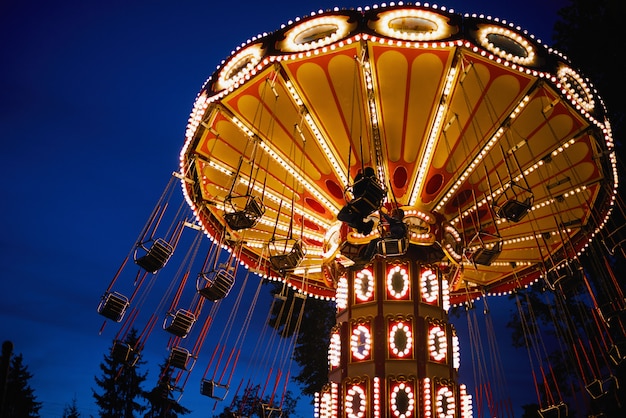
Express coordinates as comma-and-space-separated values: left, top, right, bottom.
389, 376, 417, 418
385, 263, 412, 301
353, 268, 375, 304
420, 266, 440, 306
387, 315, 414, 359
344, 377, 369, 417
336, 276, 348, 312
427, 319, 448, 364
350, 320, 373, 362
328, 327, 341, 371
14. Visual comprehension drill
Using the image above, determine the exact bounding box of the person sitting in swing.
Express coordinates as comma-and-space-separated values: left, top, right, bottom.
337, 166, 383, 235
359, 206, 407, 262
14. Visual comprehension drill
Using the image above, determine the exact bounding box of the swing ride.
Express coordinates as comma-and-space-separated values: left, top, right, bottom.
97, 3, 626, 417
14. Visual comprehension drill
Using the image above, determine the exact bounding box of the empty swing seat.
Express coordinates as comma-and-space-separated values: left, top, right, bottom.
224, 196, 265, 230
111, 341, 139, 366
471, 241, 503, 266
261, 403, 283, 418
498, 197, 533, 222
538, 402, 568, 418
377, 236, 409, 257
135, 238, 174, 273
197, 269, 235, 301
338, 241, 370, 269
164, 309, 195, 338
200, 379, 229, 400
97, 291, 129, 322
585, 379, 607, 399
609, 340, 626, 365
269, 240, 305, 272
168, 346, 190, 370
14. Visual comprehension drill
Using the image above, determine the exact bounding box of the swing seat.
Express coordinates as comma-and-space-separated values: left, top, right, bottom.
135, 238, 174, 273
349, 184, 384, 217
470, 241, 503, 266
377, 236, 409, 257
603, 223, 626, 255
585, 379, 607, 399
545, 259, 582, 290
200, 379, 229, 400
497, 196, 532, 222
261, 403, 284, 417
269, 240, 305, 272
351, 176, 384, 205
609, 341, 626, 365
538, 402, 567, 418
164, 309, 195, 338
97, 291, 129, 322
224, 195, 265, 230
168, 346, 190, 370
197, 269, 235, 301
111, 341, 139, 366
339, 241, 370, 269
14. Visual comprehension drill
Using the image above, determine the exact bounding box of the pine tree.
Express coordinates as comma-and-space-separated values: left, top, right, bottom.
292, 297, 335, 396
93, 329, 148, 417
267, 282, 335, 396
143, 361, 190, 417
1, 351, 42, 417
62, 397, 80, 418
214, 385, 298, 417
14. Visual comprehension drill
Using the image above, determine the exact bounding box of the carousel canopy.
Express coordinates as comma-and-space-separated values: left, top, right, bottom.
179, 4, 617, 303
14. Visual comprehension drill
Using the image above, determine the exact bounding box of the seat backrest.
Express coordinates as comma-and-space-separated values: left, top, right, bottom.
98, 292, 129, 321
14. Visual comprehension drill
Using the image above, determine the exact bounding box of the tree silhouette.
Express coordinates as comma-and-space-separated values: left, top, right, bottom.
62, 397, 81, 418
1, 349, 42, 418
267, 282, 335, 397
143, 361, 190, 418
291, 297, 335, 397
93, 328, 148, 417
213, 384, 297, 418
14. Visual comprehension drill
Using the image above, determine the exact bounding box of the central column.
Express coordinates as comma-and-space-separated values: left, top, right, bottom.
316, 256, 473, 418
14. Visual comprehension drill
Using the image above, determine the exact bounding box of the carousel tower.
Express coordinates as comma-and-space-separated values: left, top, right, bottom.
317, 253, 472, 417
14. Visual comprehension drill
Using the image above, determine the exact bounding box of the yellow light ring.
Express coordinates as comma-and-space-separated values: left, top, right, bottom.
440, 222, 463, 264
387, 265, 410, 299
322, 221, 343, 261
345, 230, 380, 245
215, 43, 265, 91
321, 259, 341, 288
279, 14, 355, 53
389, 321, 413, 358
420, 267, 439, 303
428, 324, 447, 362
435, 386, 456, 418
355, 269, 375, 302
403, 206, 437, 246
371, 8, 456, 41
390, 381, 416, 417
475, 24, 536, 66
345, 383, 367, 418
350, 324, 372, 360
557, 65, 595, 113
408, 233, 436, 246
328, 332, 341, 369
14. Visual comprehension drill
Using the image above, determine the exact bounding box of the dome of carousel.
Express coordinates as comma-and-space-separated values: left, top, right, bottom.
180, 4, 618, 303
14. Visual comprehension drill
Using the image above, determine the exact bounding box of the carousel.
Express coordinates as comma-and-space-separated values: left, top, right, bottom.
98, 3, 625, 417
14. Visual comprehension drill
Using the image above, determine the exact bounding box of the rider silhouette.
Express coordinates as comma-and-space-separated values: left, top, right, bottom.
337, 167, 382, 235
358, 206, 406, 263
